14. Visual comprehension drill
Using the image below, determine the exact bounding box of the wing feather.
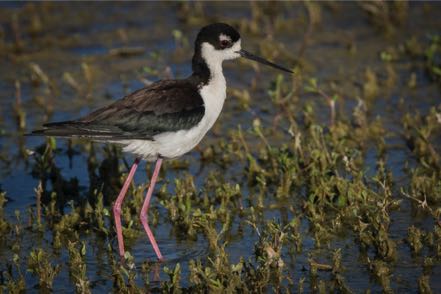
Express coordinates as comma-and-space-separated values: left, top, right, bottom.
30, 79, 205, 140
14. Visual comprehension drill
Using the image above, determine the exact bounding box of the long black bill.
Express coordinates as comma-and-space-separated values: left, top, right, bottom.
237, 49, 293, 73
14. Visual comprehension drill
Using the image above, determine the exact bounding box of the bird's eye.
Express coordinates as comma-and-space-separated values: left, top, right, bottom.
220, 40, 230, 48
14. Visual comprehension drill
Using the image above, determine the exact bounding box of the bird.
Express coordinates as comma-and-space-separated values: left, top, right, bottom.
30, 23, 293, 261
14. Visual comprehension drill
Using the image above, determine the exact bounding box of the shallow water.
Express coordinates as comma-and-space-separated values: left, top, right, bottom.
0, 2, 441, 292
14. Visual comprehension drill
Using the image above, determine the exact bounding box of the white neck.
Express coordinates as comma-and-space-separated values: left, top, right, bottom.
197, 40, 242, 132
201, 43, 225, 82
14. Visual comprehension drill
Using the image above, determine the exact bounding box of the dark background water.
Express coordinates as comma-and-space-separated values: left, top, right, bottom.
0, 2, 440, 292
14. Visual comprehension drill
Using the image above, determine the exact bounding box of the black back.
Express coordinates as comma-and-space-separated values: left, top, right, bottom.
32, 79, 205, 140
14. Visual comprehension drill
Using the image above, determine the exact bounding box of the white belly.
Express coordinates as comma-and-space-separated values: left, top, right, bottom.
120, 75, 226, 161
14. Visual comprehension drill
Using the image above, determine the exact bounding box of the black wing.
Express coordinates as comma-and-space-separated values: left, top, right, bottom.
30, 79, 205, 140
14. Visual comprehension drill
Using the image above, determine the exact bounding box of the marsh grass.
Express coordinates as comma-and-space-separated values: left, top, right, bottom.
0, 2, 440, 293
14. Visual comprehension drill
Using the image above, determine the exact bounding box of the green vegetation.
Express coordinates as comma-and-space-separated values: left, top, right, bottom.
0, 1, 440, 292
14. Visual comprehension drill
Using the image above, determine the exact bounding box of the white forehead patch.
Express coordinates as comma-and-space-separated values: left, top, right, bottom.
219, 34, 232, 42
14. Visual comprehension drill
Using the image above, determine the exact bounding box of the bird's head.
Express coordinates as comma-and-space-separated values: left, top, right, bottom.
195, 23, 293, 73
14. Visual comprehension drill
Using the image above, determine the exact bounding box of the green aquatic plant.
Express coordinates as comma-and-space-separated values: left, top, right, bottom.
403, 105, 441, 170
407, 225, 424, 254
67, 241, 91, 294
1, 254, 26, 294
160, 173, 199, 239
418, 274, 433, 294
304, 78, 338, 126
368, 258, 392, 294
363, 67, 379, 101
12, 80, 26, 132
27, 248, 61, 290
88, 190, 110, 235
34, 182, 43, 231
0, 192, 9, 235
162, 263, 182, 294
329, 249, 352, 293
359, 1, 408, 35
425, 35, 441, 84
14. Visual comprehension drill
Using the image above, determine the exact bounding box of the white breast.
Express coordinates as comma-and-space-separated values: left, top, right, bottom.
121, 73, 226, 161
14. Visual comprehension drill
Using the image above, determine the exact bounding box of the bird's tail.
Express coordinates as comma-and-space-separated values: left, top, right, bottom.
28, 121, 117, 138
28, 121, 149, 140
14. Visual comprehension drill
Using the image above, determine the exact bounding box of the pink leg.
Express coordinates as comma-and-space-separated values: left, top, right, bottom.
140, 158, 163, 261
113, 157, 140, 257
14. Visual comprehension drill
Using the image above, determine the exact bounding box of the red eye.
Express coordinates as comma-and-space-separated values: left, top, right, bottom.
220, 40, 230, 48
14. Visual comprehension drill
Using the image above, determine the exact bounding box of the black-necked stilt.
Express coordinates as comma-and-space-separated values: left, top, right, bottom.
31, 23, 293, 261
